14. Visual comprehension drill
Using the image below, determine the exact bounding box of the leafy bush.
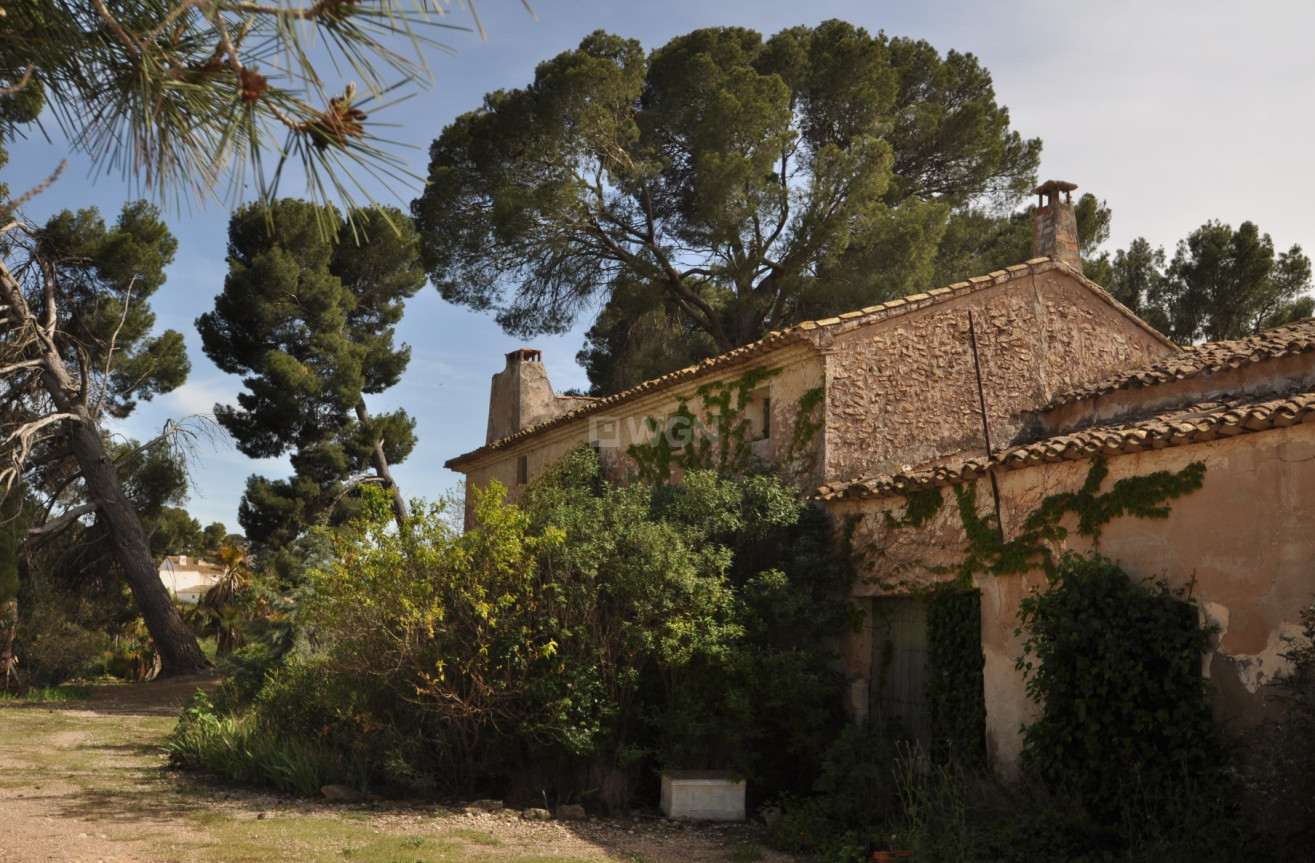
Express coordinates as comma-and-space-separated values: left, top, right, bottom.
899, 756, 1256, 863
1016, 553, 1224, 817
211, 640, 285, 714
186, 450, 854, 804
16, 603, 108, 686
1241, 601, 1315, 861
168, 689, 356, 795
768, 724, 908, 860
521, 453, 854, 795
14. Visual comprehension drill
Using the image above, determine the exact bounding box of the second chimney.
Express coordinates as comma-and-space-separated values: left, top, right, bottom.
1033, 179, 1081, 272
486, 349, 557, 444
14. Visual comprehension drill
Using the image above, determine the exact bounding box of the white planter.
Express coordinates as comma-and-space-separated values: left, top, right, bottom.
660, 771, 746, 821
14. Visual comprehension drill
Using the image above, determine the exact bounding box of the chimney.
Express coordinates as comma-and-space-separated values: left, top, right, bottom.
486, 349, 558, 444
1033, 179, 1081, 271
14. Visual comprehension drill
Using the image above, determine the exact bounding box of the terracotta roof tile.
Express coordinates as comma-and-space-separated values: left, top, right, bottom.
813, 389, 1315, 501
1049, 318, 1315, 407
447, 257, 1090, 469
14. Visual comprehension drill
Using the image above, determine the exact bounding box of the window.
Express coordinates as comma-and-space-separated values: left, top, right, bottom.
516, 455, 528, 485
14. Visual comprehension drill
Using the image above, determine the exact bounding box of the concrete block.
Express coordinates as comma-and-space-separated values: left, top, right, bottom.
660, 771, 745, 821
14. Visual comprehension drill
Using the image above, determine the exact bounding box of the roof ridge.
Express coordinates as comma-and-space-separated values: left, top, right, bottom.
447, 258, 1075, 468
815, 388, 1315, 501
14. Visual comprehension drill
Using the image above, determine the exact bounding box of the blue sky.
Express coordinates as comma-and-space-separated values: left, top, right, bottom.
7, 0, 1315, 530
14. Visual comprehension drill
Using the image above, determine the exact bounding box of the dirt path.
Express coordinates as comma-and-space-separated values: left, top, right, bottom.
0, 679, 796, 863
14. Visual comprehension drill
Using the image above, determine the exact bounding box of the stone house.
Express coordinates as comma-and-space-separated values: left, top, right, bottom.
446, 182, 1315, 772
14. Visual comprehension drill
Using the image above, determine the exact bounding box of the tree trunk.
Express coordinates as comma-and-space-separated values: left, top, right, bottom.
64, 416, 209, 676
355, 400, 408, 527
0, 596, 18, 692
0, 262, 208, 677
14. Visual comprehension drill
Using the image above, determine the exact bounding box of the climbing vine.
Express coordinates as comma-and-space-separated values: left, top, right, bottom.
874, 456, 1209, 779
886, 487, 945, 530
627, 368, 827, 484
786, 384, 826, 474
880, 457, 1207, 587
1016, 553, 1222, 817
925, 583, 987, 767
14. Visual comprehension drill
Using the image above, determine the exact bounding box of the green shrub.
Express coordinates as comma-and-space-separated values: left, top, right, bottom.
1241, 601, 1315, 862
17, 605, 107, 686
895, 753, 1250, 863
167, 689, 358, 795
768, 724, 907, 860
522, 454, 853, 796
1017, 554, 1224, 816
97, 629, 158, 680
187, 450, 854, 805
994, 551, 1253, 862
211, 640, 284, 713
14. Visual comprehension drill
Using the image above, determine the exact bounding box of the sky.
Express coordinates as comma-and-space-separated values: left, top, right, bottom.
7, 0, 1315, 531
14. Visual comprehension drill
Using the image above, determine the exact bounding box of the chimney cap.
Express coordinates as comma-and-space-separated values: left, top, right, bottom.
506, 348, 542, 364
1032, 179, 1078, 202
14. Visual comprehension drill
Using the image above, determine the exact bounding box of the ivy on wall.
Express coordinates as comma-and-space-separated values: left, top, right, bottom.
1016, 553, 1222, 817
878, 456, 1207, 588
925, 584, 987, 767
786, 384, 826, 475
885, 487, 945, 530
627, 368, 827, 483
871, 456, 1210, 774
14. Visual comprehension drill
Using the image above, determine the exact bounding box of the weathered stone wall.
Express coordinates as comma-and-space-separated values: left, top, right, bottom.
485, 352, 597, 444
822, 269, 1174, 485
831, 420, 1315, 773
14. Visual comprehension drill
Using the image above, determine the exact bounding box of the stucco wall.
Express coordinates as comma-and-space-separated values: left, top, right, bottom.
1041, 349, 1315, 432
831, 420, 1315, 773
459, 347, 827, 519
822, 270, 1173, 485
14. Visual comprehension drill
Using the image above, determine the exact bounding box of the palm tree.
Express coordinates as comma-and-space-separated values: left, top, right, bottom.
200, 544, 252, 657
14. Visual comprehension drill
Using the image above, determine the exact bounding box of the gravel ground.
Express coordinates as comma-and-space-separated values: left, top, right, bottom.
0, 677, 802, 863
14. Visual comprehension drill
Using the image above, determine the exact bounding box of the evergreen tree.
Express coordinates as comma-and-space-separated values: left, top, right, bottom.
1, 0, 491, 211
414, 22, 1040, 392
1107, 222, 1313, 344
198, 199, 422, 549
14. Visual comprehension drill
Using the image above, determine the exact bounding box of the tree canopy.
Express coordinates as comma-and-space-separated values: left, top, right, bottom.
197, 199, 423, 550
413, 21, 1040, 391
0, 0, 517, 679
1, 202, 187, 490
1106, 221, 1313, 344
